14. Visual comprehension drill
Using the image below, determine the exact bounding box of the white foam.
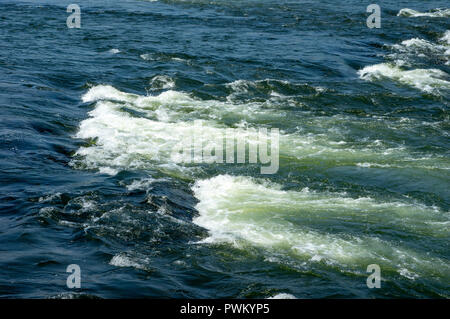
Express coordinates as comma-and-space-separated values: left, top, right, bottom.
125, 178, 159, 191
399, 268, 419, 280
99, 166, 119, 175
38, 192, 61, 203
225, 78, 299, 102
358, 63, 450, 94
267, 293, 297, 299
357, 162, 392, 168
396, 38, 445, 51
140, 53, 155, 61
81, 84, 275, 123
441, 31, 450, 45
171, 57, 188, 63
391, 33, 450, 60
149, 75, 175, 90
73, 85, 447, 176
192, 175, 449, 274
226, 79, 255, 94
398, 8, 450, 17
82, 85, 131, 103
73, 93, 278, 176
110, 254, 145, 270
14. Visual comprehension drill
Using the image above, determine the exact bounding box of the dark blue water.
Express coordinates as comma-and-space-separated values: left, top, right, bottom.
0, 0, 449, 298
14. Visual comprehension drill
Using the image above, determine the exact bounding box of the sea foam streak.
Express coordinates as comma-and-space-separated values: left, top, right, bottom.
82, 84, 281, 123
359, 24, 450, 92
392, 38, 448, 53
192, 175, 450, 278
75, 85, 283, 176
358, 63, 450, 93
390, 32, 450, 66
442, 31, 450, 45
397, 8, 450, 17
73, 85, 449, 176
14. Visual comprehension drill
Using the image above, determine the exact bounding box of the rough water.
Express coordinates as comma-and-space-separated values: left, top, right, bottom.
0, 0, 449, 298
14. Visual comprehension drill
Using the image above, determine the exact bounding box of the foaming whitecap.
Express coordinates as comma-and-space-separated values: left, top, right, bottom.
149, 75, 175, 90
192, 175, 450, 278
397, 8, 450, 18
393, 38, 448, 53
441, 31, 450, 45
81, 84, 280, 123
73, 85, 449, 176
110, 253, 147, 270
358, 63, 450, 94
267, 293, 297, 299
389, 32, 450, 66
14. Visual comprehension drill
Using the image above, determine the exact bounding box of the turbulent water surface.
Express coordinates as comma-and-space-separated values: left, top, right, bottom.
0, 0, 449, 298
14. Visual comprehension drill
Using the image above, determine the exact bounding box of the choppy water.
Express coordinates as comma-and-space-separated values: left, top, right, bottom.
0, 0, 449, 298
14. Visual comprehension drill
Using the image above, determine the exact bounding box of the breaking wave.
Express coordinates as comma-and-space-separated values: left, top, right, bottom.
397, 8, 450, 18
359, 29, 450, 93
358, 63, 450, 94
72, 85, 448, 176
192, 175, 450, 280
